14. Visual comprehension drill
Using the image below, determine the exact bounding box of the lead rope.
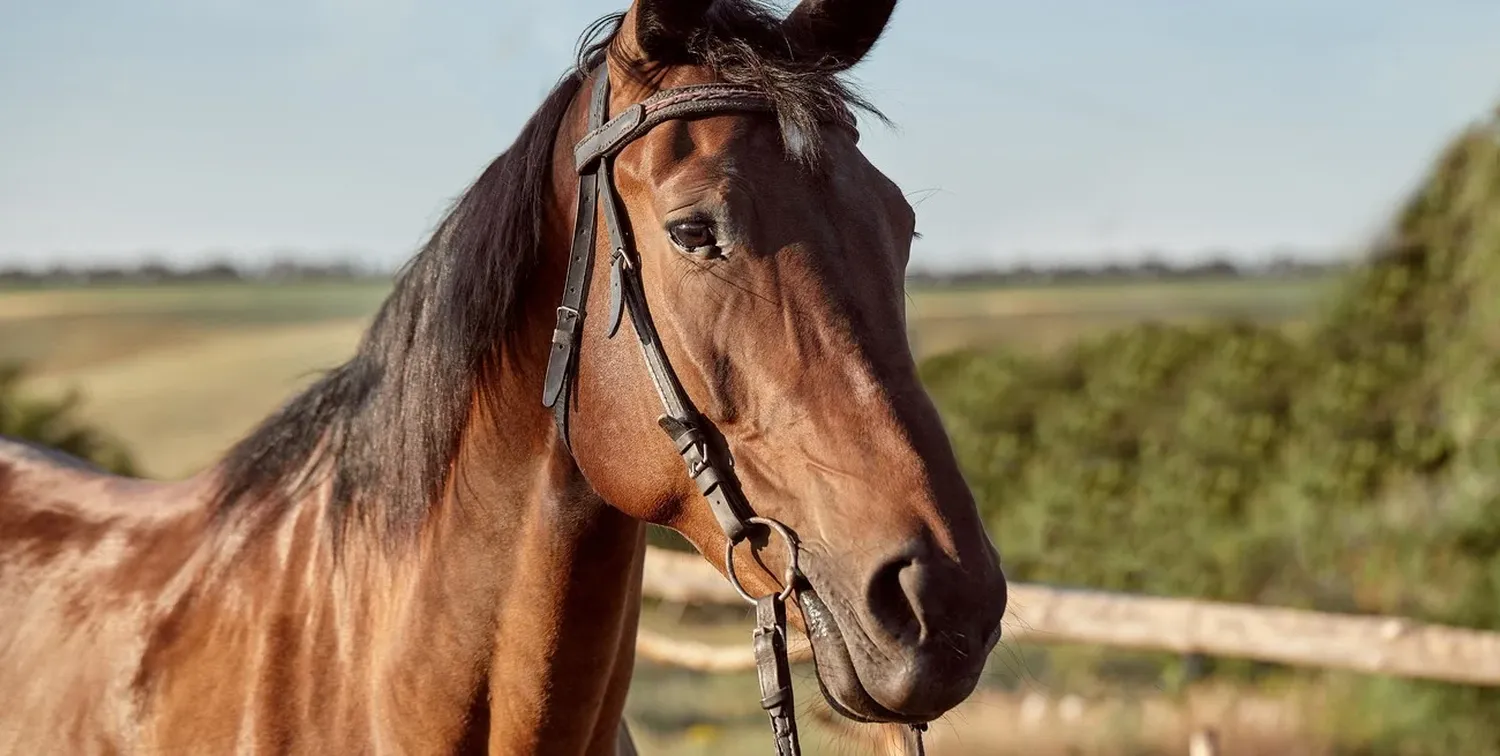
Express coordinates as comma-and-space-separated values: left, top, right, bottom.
548, 63, 926, 756
753, 596, 801, 755
721, 519, 803, 756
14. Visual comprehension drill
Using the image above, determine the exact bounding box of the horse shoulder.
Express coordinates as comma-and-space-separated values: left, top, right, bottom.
0, 439, 132, 750
0, 436, 134, 551
0, 436, 220, 752
0, 436, 98, 545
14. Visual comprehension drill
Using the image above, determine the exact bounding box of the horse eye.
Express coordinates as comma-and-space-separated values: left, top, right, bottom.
666, 220, 718, 255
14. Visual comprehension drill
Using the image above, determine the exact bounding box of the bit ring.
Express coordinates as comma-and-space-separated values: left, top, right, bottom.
724, 516, 799, 605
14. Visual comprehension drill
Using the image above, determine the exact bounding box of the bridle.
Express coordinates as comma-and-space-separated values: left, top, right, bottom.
541, 63, 929, 755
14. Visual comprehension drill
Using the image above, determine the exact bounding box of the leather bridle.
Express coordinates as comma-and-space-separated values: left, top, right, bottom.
542, 63, 927, 755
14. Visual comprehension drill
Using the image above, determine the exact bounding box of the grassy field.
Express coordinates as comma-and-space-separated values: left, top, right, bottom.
0, 276, 1333, 753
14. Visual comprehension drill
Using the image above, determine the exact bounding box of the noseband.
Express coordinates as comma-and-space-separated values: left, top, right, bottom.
541, 64, 928, 755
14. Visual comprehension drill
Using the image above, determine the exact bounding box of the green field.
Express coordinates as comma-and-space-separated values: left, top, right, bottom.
0, 277, 1333, 753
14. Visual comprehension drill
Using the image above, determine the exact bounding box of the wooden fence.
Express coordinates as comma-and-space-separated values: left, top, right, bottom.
636, 546, 1500, 687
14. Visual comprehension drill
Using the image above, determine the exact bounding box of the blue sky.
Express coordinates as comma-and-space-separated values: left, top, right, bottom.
1, 0, 1497, 271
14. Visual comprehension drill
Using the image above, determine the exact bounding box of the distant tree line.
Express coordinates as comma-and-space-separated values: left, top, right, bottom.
0, 256, 389, 286
1, 251, 1350, 288
906, 254, 1350, 288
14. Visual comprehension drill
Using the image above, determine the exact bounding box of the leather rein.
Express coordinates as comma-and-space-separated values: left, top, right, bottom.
541, 64, 928, 755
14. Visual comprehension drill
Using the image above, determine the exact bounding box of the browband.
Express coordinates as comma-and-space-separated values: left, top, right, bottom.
574, 84, 778, 171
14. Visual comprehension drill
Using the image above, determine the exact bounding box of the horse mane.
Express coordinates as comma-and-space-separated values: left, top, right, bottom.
208, 2, 881, 546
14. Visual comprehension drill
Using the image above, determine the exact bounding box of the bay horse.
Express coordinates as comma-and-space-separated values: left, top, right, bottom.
0, 1, 1008, 753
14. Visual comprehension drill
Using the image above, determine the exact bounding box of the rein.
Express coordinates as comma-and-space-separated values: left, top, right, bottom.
541, 64, 927, 755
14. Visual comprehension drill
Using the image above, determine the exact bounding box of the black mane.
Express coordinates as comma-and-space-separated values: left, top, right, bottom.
209, 3, 880, 543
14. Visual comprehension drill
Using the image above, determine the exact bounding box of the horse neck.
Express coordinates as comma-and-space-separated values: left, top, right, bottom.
450, 93, 650, 747
377, 110, 664, 734
271, 70, 647, 750
152, 321, 645, 754
435, 385, 648, 752
352, 75, 647, 750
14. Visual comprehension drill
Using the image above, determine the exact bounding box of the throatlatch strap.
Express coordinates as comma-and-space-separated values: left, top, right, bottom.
541, 65, 613, 446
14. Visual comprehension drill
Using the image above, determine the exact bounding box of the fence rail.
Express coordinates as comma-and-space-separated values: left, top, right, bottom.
638, 546, 1500, 686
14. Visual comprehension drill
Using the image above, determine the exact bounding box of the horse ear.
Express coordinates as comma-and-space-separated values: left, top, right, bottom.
624, 0, 715, 64
781, 0, 898, 71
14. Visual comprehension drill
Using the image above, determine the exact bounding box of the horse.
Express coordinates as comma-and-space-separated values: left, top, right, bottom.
0, 1, 1009, 753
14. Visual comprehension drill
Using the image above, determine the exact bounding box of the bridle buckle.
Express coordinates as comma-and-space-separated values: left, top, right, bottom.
609, 246, 635, 270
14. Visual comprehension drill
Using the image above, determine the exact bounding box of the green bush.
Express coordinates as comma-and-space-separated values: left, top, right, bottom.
921, 322, 1304, 602
919, 110, 1500, 753
0, 362, 136, 475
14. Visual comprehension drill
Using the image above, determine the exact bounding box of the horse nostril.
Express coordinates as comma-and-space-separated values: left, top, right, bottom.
865, 555, 924, 645
850, 547, 1009, 718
